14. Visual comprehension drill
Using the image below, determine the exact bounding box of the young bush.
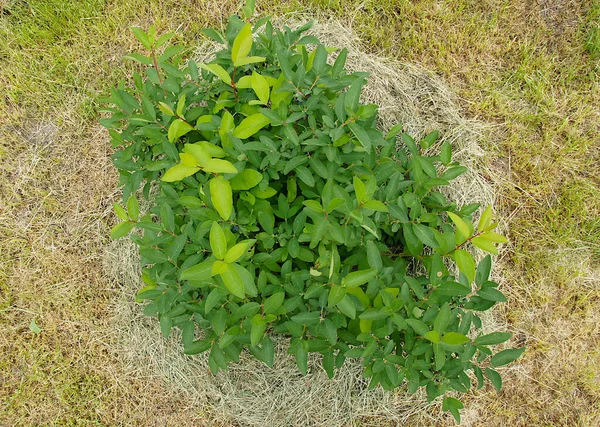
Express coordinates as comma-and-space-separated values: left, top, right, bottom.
100, 4, 523, 422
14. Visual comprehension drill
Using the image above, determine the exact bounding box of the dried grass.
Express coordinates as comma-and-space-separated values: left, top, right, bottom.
103, 16, 504, 427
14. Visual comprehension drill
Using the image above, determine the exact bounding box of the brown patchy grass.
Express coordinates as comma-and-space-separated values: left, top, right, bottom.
1, 0, 599, 425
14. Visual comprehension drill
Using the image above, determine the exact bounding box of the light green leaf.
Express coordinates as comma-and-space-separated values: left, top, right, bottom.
200, 63, 232, 84
232, 24, 253, 66
168, 119, 194, 142
181, 260, 215, 281
424, 330, 441, 343
210, 221, 228, 260
230, 169, 263, 190
126, 195, 139, 221
219, 110, 235, 147
233, 113, 270, 139
442, 332, 470, 345
250, 315, 266, 346
203, 158, 238, 174
162, 163, 198, 182
353, 176, 367, 202
184, 143, 211, 166
110, 221, 135, 239
341, 268, 377, 288
176, 94, 186, 116
219, 263, 245, 299
478, 205, 493, 232
209, 176, 233, 220
471, 236, 498, 254
447, 212, 471, 240
158, 102, 175, 116
195, 141, 227, 158
480, 231, 509, 243
362, 200, 388, 212
234, 56, 266, 66
454, 249, 476, 283
113, 203, 128, 221
29, 319, 42, 335
251, 71, 269, 104
224, 240, 253, 263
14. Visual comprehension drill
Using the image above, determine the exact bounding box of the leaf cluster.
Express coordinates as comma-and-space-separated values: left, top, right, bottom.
100, 7, 522, 422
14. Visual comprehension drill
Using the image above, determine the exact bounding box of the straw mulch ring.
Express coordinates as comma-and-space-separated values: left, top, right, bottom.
103, 16, 503, 427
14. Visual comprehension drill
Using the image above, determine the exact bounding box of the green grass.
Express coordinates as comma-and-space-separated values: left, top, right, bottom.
1, 0, 599, 425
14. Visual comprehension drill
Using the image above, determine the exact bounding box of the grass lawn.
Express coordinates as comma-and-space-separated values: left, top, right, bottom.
1, 0, 598, 425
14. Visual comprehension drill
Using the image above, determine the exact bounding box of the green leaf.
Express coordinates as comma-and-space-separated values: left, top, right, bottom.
442, 397, 463, 423
181, 260, 214, 281
230, 169, 262, 190
447, 212, 471, 239
412, 224, 439, 248
454, 249, 476, 283
434, 281, 471, 296
359, 308, 388, 321
341, 268, 377, 288
234, 56, 266, 66
224, 240, 253, 263
434, 303, 451, 335
478, 287, 507, 302
353, 176, 367, 202
212, 308, 227, 335
130, 27, 151, 49
168, 119, 194, 142
345, 78, 363, 113
110, 221, 135, 239
490, 347, 525, 367
219, 263, 245, 299
162, 164, 198, 182
475, 332, 512, 346
440, 141, 452, 165
219, 110, 235, 147
158, 102, 175, 116
328, 284, 346, 307
348, 122, 371, 151
336, 295, 356, 319
319, 318, 338, 345
159, 315, 172, 338
29, 319, 42, 335
232, 23, 253, 66
233, 113, 270, 139
362, 200, 388, 212
405, 318, 429, 336
434, 342, 446, 370
479, 231, 509, 243
113, 203, 128, 221
471, 236, 498, 254
475, 255, 492, 286
209, 176, 233, 220
251, 71, 269, 104
250, 315, 266, 346
442, 332, 470, 345
200, 63, 232, 84
126, 195, 139, 222
184, 143, 211, 166
485, 367, 502, 391
424, 330, 441, 343
176, 94, 186, 117
209, 221, 228, 260
296, 340, 308, 375
478, 205, 494, 232
203, 159, 238, 174
365, 241, 382, 270
264, 292, 285, 314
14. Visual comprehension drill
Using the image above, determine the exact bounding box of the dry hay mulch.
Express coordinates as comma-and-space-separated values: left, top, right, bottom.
103, 15, 508, 427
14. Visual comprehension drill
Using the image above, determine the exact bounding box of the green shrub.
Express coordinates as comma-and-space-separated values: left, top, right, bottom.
100, 3, 522, 422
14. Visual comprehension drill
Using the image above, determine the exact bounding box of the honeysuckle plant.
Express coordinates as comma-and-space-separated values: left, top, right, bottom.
100, 2, 523, 422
